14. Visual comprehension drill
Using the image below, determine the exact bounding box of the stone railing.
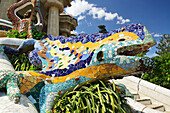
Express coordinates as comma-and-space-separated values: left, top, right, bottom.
113, 76, 170, 111
0, 19, 13, 37
0, 38, 24, 48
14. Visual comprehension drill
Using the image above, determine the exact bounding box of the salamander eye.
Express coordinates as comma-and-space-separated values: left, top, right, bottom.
97, 51, 104, 62
118, 38, 125, 42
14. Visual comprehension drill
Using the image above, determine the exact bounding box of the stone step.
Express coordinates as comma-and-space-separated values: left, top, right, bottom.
131, 92, 140, 100
113, 78, 170, 112
136, 98, 152, 105
147, 104, 165, 112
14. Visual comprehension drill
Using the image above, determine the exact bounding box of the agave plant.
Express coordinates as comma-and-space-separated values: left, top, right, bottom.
51, 80, 132, 113
7, 53, 40, 71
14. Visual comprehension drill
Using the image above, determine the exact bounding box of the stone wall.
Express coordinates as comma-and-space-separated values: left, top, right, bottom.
0, 0, 17, 20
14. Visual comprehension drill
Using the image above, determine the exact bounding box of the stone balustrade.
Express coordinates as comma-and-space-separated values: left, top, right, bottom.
0, 19, 13, 37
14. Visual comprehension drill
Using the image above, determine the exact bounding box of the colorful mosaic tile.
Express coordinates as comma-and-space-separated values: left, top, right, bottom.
1, 24, 156, 113
0, 25, 12, 32
0, 70, 20, 103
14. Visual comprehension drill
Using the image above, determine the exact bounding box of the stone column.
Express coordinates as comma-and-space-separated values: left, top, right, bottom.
45, 0, 64, 36
47, 7, 59, 36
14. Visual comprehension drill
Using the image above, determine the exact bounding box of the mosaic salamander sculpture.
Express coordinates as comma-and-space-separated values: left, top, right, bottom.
2, 24, 156, 112
7, 0, 43, 39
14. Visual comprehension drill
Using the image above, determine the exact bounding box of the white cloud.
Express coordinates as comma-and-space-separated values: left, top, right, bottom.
105, 12, 118, 21
81, 31, 85, 33
116, 21, 120, 24
65, 0, 94, 16
71, 30, 78, 35
88, 7, 121, 21
88, 7, 106, 19
65, 0, 130, 24
78, 15, 86, 21
117, 19, 130, 25
116, 15, 130, 24
154, 33, 163, 37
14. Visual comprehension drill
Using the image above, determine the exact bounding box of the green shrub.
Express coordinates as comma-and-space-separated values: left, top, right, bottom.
51, 80, 132, 113
6, 30, 27, 39
6, 28, 47, 71
6, 28, 47, 40
136, 53, 170, 89
32, 27, 48, 40
7, 53, 41, 71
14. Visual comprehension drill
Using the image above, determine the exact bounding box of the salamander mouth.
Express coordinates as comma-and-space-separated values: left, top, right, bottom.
116, 43, 155, 73
117, 44, 150, 56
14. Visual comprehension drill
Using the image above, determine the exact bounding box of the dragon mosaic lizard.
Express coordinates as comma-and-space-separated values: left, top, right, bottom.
1, 24, 156, 113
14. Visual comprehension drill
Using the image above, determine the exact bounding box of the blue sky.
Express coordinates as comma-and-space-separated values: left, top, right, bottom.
65, 0, 170, 57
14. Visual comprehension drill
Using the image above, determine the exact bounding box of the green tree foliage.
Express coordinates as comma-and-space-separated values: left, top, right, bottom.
156, 34, 170, 56
98, 25, 108, 33
140, 53, 170, 89
52, 81, 132, 113
6, 27, 47, 71
136, 34, 170, 89
136, 50, 149, 57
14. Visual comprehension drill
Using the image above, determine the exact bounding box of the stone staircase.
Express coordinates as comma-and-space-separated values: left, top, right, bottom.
113, 76, 170, 113
131, 91, 166, 112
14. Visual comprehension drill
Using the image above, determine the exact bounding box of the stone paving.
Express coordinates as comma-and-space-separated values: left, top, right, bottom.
0, 92, 38, 113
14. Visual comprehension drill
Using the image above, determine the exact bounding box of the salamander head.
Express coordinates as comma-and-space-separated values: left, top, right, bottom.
90, 24, 156, 78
